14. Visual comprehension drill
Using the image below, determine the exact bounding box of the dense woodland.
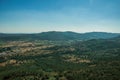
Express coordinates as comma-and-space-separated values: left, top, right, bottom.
0, 32, 120, 80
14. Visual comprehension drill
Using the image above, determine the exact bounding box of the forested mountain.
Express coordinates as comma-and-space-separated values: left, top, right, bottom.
0, 31, 120, 41
80, 32, 120, 40
0, 34, 120, 80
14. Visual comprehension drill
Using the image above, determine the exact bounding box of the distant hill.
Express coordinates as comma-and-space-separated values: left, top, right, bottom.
112, 35, 120, 39
37, 31, 81, 40
0, 31, 120, 41
80, 32, 120, 40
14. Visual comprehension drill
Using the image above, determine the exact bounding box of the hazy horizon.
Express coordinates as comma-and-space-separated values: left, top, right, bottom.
0, 30, 120, 34
0, 0, 120, 33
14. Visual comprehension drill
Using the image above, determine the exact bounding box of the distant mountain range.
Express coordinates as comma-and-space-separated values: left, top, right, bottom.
0, 31, 120, 41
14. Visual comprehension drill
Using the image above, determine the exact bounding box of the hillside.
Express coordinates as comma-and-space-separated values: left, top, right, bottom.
80, 32, 120, 40
0, 36, 120, 80
0, 31, 120, 41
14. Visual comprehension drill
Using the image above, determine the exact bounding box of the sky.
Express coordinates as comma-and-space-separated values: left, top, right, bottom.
0, 0, 120, 33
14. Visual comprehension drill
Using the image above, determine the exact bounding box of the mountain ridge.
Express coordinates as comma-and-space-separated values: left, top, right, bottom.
0, 31, 120, 41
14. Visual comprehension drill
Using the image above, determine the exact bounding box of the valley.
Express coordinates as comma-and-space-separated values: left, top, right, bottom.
0, 32, 120, 80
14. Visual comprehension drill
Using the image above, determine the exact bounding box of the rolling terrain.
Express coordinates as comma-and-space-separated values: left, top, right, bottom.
0, 31, 119, 41
0, 31, 120, 80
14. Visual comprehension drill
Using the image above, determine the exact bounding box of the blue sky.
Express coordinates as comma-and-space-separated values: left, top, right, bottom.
0, 0, 120, 33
